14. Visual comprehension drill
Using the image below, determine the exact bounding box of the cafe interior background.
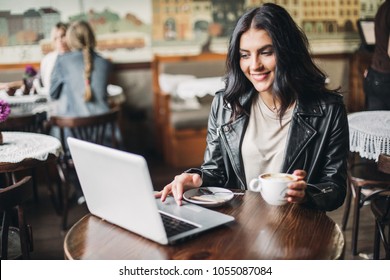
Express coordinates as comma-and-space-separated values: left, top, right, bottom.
0, 0, 384, 156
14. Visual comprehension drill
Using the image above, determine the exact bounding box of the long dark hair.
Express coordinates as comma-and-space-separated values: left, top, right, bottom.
224, 3, 339, 121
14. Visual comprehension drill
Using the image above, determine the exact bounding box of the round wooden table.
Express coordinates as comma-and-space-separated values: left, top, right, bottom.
64, 191, 344, 260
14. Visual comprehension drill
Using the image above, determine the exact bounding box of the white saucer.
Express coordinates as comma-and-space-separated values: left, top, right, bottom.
183, 187, 234, 208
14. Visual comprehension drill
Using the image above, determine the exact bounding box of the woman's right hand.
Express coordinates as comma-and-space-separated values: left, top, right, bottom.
155, 173, 203, 206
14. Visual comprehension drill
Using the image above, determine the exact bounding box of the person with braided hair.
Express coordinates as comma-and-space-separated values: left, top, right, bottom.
49, 20, 113, 204
50, 20, 111, 117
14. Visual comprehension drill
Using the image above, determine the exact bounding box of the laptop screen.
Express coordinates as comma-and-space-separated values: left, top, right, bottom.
357, 19, 375, 52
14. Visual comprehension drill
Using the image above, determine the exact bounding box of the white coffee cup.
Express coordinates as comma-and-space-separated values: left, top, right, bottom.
248, 173, 297, 206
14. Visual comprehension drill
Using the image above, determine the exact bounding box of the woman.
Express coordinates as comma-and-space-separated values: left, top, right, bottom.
49, 20, 112, 204
49, 20, 111, 116
156, 3, 349, 211
363, 0, 390, 110
39, 22, 70, 92
0, 22, 69, 95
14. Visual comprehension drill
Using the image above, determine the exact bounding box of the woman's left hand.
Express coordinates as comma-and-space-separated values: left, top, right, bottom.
286, 170, 307, 204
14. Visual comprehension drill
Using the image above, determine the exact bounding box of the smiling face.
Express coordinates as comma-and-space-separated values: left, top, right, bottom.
239, 28, 276, 95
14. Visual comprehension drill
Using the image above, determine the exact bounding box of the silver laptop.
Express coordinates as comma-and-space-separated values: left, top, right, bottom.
67, 137, 234, 245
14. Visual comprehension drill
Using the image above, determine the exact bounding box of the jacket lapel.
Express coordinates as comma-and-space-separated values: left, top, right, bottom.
220, 115, 248, 182
219, 90, 254, 184
281, 98, 323, 173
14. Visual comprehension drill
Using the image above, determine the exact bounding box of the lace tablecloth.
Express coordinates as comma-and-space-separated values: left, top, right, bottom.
348, 111, 390, 161
0, 132, 63, 163
0, 91, 50, 114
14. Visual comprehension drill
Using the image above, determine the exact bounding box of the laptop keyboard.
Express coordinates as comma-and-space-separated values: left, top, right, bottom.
160, 212, 198, 237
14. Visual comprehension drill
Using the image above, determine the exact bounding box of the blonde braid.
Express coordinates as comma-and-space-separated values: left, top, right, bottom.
67, 20, 96, 102
83, 46, 93, 101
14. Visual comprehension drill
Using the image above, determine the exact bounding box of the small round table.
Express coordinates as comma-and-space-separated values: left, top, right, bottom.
0, 131, 64, 213
348, 110, 390, 161
0, 92, 49, 116
0, 131, 62, 168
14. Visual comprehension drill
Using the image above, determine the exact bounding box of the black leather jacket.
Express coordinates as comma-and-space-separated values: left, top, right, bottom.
188, 89, 349, 211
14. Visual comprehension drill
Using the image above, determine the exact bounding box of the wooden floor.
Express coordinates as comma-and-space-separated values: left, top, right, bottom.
20, 157, 380, 260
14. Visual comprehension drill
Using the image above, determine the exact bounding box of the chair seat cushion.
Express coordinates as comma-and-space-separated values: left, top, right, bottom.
170, 102, 211, 130
175, 76, 224, 99
158, 73, 196, 94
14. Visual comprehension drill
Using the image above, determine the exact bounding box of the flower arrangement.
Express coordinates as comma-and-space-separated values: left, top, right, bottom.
0, 99, 11, 144
0, 99, 11, 122
24, 65, 37, 79
23, 65, 38, 95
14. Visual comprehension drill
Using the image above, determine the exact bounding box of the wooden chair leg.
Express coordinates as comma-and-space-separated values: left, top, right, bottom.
1, 212, 10, 259
43, 165, 63, 215
55, 162, 70, 231
377, 222, 390, 260
387, 226, 390, 259
31, 168, 39, 203
373, 220, 381, 259
342, 179, 352, 230
17, 206, 30, 259
386, 226, 390, 259
27, 224, 33, 253
351, 186, 361, 255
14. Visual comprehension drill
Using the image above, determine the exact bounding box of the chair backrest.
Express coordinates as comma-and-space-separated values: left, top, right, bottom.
376, 153, 390, 216
0, 176, 32, 212
0, 176, 33, 259
378, 154, 390, 175
0, 112, 47, 133
49, 109, 120, 154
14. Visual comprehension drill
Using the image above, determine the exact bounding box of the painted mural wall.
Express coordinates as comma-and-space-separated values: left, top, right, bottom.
0, 0, 385, 63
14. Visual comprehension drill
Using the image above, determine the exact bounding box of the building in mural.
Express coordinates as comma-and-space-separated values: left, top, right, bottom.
211, 0, 246, 37
152, 0, 191, 41
0, 0, 385, 62
40, 8, 62, 39
152, 0, 245, 42
360, 0, 385, 18
248, 0, 384, 34
0, 6, 150, 54
152, 0, 385, 44
0, 8, 61, 46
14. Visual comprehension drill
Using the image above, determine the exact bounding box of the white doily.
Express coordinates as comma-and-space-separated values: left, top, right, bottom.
348, 111, 390, 161
0, 131, 63, 163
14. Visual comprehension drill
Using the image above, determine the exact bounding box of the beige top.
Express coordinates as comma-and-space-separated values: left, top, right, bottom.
242, 94, 294, 187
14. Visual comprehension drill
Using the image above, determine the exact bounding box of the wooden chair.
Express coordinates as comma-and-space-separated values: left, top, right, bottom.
49, 109, 121, 230
0, 176, 33, 259
341, 154, 390, 255
0, 112, 48, 134
152, 53, 226, 167
370, 192, 390, 259
367, 154, 390, 259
